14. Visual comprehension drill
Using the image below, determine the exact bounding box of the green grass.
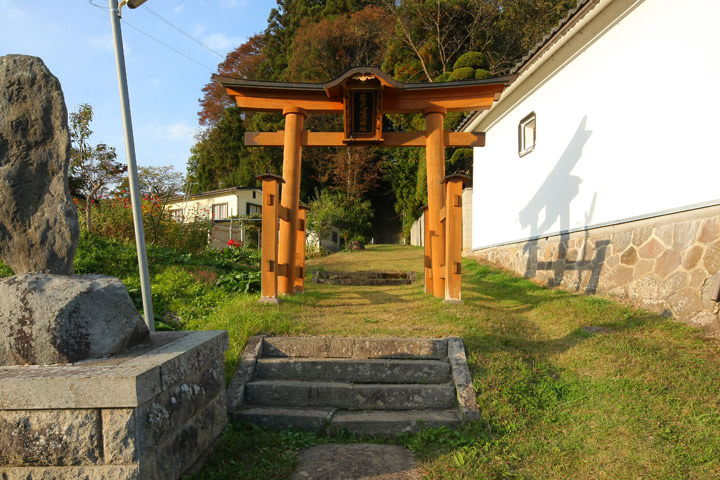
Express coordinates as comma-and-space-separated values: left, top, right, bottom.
187, 245, 720, 479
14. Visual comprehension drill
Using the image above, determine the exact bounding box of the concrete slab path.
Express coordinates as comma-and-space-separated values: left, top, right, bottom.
290, 443, 421, 480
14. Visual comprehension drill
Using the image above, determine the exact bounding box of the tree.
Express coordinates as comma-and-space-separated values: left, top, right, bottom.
69, 103, 126, 233
198, 34, 266, 127
288, 5, 394, 82
188, 107, 280, 193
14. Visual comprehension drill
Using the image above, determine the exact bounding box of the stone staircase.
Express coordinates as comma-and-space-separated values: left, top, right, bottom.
227, 336, 479, 435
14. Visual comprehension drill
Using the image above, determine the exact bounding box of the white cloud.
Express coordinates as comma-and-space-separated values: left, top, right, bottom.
173, 5, 185, 14
203, 33, 245, 52
47, 23, 61, 34
149, 123, 196, 142
0, 0, 27, 20
87, 33, 115, 51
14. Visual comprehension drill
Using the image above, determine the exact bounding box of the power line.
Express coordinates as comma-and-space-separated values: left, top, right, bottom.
86, 0, 216, 72
141, 5, 225, 59
120, 21, 216, 72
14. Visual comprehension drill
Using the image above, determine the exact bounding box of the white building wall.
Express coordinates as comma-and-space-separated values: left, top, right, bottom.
472, 0, 720, 250
168, 189, 261, 222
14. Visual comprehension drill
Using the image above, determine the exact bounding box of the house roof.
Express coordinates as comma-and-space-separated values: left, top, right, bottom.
168, 186, 260, 203
457, 0, 599, 131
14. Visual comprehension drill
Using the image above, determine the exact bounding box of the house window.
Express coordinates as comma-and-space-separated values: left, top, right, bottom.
246, 203, 262, 215
170, 209, 184, 222
331, 231, 338, 244
518, 112, 536, 157
252, 190, 257, 199
212, 203, 228, 220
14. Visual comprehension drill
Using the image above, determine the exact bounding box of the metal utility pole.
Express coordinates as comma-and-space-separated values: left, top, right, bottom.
108, 0, 154, 331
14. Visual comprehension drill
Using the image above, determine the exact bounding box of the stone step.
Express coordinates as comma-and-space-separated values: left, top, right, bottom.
330, 409, 460, 436
234, 406, 460, 435
234, 406, 336, 431
254, 358, 451, 384
245, 380, 457, 411
261, 336, 447, 360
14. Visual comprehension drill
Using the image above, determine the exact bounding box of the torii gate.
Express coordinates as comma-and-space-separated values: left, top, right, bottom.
217, 67, 510, 304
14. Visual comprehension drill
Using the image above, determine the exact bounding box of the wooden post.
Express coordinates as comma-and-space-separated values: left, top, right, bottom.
257, 173, 284, 304
423, 206, 431, 294
424, 107, 446, 298
442, 174, 470, 304
295, 205, 309, 294
278, 107, 306, 296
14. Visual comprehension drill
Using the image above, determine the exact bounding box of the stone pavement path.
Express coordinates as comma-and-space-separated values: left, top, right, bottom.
290, 443, 421, 480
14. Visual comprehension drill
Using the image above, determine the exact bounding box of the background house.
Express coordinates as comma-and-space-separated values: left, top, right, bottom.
167, 187, 262, 249
462, 0, 720, 330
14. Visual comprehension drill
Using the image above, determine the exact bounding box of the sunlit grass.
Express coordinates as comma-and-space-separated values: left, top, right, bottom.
189, 245, 720, 480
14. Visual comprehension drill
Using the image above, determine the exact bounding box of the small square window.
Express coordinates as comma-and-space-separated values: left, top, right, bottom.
170, 209, 184, 222
212, 203, 228, 220
518, 112, 536, 157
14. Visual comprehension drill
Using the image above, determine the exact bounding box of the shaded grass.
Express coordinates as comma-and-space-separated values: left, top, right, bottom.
188, 245, 720, 479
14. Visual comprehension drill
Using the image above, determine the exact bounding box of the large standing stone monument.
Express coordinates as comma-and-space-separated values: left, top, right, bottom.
0, 54, 148, 365
0, 54, 79, 275
0, 55, 228, 480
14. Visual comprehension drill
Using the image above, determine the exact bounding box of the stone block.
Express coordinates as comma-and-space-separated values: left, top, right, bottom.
353, 337, 447, 359
262, 337, 354, 358
673, 221, 700, 249
682, 244, 704, 271
0, 274, 149, 366
102, 409, 138, 464
0, 409, 101, 466
638, 237, 664, 259
139, 393, 227, 480
704, 240, 720, 273
655, 224, 674, 247
226, 335, 263, 415
632, 226, 654, 247
655, 248, 682, 279
612, 230, 633, 252
0, 331, 228, 480
667, 289, 703, 320
447, 338, 480, 421
635, 275, 660, 301
634, 259, 655, 278
620, 246, 638, 266
698, 217, 720, 244
1, 465, 139, 479
603, 265, 634, 290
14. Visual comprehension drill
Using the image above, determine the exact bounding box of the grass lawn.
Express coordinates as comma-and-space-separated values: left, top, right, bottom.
187, 245, 720, 480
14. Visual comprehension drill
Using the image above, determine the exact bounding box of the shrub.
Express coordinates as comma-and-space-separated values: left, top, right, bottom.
449, 67, 475, 81
474, 68, 491, 80
78, 193, 211, 253
453, 51, 487, 70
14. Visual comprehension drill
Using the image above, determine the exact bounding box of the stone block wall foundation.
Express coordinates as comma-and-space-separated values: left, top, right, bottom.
468, 206, 720, 332
0, 331, 228, 480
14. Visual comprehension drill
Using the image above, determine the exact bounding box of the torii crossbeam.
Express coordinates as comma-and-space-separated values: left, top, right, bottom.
217, 67, 510, 303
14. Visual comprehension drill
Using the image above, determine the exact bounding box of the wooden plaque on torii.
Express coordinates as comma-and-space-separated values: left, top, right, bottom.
217, 67, 511, 303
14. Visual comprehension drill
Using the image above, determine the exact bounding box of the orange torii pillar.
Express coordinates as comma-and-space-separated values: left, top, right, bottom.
277, 107, 306, 296
424, 107, 446, 298
442, 174, 470, 304
295, 205, 309, 294
258, 173, 283, 304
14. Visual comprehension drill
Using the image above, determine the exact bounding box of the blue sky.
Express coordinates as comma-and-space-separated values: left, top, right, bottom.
0, 0, 275, 176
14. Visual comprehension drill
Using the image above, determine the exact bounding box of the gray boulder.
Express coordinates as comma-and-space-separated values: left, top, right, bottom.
0, 54, 79, 275
0, 274, 149, 365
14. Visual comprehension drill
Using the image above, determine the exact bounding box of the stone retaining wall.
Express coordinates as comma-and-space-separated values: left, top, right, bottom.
468, 205, 720, 332
0, 330, 228, 480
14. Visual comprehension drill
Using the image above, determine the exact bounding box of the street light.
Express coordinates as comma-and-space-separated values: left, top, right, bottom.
108, 0, 154, 331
